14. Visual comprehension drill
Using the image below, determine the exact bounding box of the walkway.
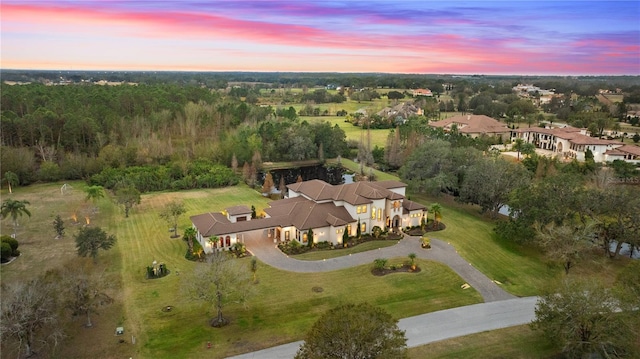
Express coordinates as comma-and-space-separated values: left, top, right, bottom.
246, 235, 515, 302
226, 296, 538, 359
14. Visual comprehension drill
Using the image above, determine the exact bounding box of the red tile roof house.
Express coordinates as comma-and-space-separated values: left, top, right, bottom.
190, 180, 426, 253
428, 114, 512, 142
412, 88, 433, 97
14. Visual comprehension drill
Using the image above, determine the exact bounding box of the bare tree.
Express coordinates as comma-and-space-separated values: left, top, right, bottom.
182, 251, 254, 327
535, 221, 597, 274
62, 265, 113, 328
1, 277, 63, 358
159, 200, 186, 238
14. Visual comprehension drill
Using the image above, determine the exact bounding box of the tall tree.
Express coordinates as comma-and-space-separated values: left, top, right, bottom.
531, 279, 634, 358
1, 199, 31, 238
182, 251, 254, 327
535, 221, 596, 274
295, 302, 408, 359
512, 138, 524, 161
62, 265, 113, 328
262, 172, 274, 196
278, 176, 286, 199
3, 171, 19, 194
459, 157, 531, 218
429, 203, 442, 226
114, 182, 141, 218
0, 277, 63, 358
159, 200, 186, 238
74, 226, 117, 264
183, 226, 196, 254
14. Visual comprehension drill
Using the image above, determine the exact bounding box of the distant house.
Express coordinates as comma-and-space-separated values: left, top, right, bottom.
428, 114, 511, 141
513, 126, 634, 163
376, 102, 423, 123
190, 180, 426, 253
412, 88, 433, 97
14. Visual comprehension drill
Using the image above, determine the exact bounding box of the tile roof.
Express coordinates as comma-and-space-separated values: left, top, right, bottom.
606, 145, 640, 156
516, 126, 622, 146
226, 205, 252, 215
289, 179, 405, 205
429, 115, 510, 134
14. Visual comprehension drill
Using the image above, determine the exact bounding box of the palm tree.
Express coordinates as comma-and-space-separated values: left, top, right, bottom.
513, 138, 524, 161
429, 203, 442, 228
84, 185, 104, 213
408, 253, 417, 270
1, 199, 31, 238
3, 171, 18, 194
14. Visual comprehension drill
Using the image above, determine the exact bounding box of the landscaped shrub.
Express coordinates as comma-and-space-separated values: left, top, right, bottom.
278, 240, 311, 255
1, 242, 12, 262
372, 226, 382, 238
229, 242, 247, 258
185, 240, 204, 261
1, 235, 19, 256
316, 241, 332, 250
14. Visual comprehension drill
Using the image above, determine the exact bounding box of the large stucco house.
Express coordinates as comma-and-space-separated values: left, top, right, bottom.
428, 114, 511, 142
190, 179, 426, 253
513, 125, 640, 164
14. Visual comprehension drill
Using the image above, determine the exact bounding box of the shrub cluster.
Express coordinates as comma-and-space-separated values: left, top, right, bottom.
1, 235, 20, 262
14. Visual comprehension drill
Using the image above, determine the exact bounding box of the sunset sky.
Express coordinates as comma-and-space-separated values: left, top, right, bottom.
2, 1, 639, 75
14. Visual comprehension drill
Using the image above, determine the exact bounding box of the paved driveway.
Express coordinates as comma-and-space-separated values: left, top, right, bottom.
227, 234, 527, 359
245, 235, 515, 302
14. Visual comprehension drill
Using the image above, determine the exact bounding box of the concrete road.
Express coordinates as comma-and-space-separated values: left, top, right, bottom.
225, 296, 538, 359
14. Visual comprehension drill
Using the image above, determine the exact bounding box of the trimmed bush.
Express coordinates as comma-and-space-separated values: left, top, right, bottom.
1, 235, 19, 256
1, 242, 12, 261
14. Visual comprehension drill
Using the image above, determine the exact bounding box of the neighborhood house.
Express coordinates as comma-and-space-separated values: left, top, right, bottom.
513, 125, 640, 163
190, 180, 426, 253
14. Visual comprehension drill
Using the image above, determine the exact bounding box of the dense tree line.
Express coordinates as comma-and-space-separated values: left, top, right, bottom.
1, 82, 348, 189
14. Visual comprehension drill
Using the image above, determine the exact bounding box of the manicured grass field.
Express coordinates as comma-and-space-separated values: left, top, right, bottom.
408, 324, 557, 358
303, 115, 392, 148
411, 193, 555, 297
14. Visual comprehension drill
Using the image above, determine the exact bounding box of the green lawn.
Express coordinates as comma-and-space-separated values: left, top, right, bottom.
86, 183, 481, 358
408, 325, 557, 359
411, 193, 556, 297
303, 115, 392, 147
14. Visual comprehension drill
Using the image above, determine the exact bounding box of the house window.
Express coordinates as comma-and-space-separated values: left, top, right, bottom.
347, 225, 351, 235
371, 206, 376, 219
285, 230, 290, 241
361, 222, 366, 233
302, 233, 308, 243
378, 209, 382, 220
356, 206, 361, 214
362, 205, 367, 213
